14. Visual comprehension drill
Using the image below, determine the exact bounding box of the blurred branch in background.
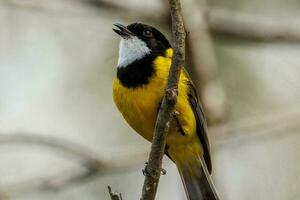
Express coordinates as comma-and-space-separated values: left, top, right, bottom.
0, 133, 147, 198
0, 133, 102, 168
210, 105, 300, 149
3, 1, 300, 42
209, 8, 300, 42
181, 0, 226, 124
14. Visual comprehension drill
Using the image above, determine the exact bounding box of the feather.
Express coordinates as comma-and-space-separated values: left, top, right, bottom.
184, 69, 212, 173
177, 154, 219, 200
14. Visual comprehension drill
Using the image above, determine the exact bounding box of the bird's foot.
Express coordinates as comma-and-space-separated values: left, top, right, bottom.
142, 162, 167, 177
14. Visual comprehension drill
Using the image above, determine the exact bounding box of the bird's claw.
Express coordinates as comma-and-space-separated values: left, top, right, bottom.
142, 162, 167, 177
172, 110, 180, 116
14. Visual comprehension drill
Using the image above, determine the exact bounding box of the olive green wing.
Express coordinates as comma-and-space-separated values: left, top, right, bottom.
183, 69, 212, 173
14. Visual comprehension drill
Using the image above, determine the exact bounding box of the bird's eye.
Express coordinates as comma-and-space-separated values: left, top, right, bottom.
143, 30, 153, 37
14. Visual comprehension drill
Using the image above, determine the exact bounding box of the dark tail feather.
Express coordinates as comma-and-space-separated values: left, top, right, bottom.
177, 156, 220, 200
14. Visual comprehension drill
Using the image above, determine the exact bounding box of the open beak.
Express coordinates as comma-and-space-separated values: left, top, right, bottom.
113, 23, 134, 39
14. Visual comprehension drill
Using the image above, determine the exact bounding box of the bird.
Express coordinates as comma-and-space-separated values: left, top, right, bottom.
112, 22, 220, 200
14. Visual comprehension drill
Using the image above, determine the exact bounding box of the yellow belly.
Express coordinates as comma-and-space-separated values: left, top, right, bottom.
113, 49, 197, 152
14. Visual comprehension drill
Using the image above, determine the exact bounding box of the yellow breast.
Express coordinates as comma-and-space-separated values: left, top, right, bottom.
113, 48, 196, 145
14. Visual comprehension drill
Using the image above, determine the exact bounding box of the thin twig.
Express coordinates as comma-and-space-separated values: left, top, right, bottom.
108, 186, 123, 200
139, 0, 186, 200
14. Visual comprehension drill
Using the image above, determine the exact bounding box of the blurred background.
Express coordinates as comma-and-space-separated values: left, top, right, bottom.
1, 0, 300, 199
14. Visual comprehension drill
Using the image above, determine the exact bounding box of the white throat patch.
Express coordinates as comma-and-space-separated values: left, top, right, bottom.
117, 36, 151, 68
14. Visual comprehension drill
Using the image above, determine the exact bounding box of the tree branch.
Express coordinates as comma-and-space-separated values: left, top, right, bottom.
108, 186, 123, 200
139, 0, 186, 200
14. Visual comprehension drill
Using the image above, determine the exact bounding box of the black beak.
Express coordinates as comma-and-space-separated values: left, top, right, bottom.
113, 23, 134, 39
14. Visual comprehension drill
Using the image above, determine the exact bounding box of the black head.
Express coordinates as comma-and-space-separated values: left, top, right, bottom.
113, 23, 171, 87
113, 22, 171, 55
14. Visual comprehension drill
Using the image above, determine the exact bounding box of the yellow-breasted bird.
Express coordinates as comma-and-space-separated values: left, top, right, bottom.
112, 23, 219, 200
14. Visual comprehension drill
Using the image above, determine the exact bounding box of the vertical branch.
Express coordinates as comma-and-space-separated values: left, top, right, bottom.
139, 0, 186, 200
182, 0, 217, 92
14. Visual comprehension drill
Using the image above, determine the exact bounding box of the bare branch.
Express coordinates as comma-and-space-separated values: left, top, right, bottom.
139, 0, 186, 200
108, 186, 123, 200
